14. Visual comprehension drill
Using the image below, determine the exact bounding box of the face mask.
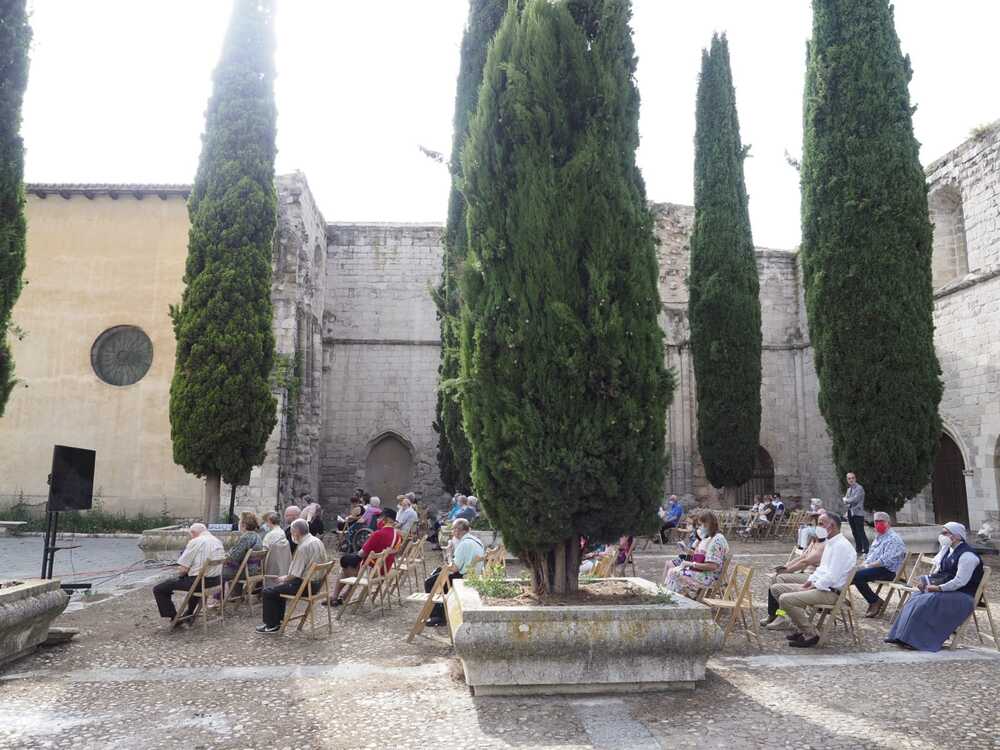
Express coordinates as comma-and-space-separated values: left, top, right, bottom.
815, 527, 829, 540
938, 534, 951, 548
261, 523, 270, 532
874, 521, 889, 534
698, 526, 709, 539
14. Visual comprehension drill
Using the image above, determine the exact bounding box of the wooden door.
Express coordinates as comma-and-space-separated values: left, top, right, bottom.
932, 434, 970, 527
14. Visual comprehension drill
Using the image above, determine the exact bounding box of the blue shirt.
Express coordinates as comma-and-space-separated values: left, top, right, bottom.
665, 502, 683, 523
864, 529, 906, 573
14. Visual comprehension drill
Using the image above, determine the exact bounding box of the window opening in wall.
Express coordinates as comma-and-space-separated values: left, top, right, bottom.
929, 185, 969, 289
90, 325, 153, 386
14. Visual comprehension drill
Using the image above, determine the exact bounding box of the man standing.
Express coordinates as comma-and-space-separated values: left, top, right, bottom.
852, 511, 907, 617
256, 518, 328, 634
775, 512, 856, 648
844, 472, 869, 554
153, 523, 224, 628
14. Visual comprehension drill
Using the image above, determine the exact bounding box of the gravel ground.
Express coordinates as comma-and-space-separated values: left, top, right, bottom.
2, 540, 998, 750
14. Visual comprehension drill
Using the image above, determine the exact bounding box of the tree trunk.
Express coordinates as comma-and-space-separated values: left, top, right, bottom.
721, 485, 738, 509
227, 483, 238, 527
203, 473, 221, 523
528, 539, 580, 596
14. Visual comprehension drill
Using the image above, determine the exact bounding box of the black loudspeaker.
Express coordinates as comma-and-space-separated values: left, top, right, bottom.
47, 445, 96, 512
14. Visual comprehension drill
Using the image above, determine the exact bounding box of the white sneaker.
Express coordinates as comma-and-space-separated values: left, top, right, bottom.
765, 616, 793, 631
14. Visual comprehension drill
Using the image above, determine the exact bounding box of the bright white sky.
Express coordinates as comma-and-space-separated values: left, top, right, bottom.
21, 1, 1000, 249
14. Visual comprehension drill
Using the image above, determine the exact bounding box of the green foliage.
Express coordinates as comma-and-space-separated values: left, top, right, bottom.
434, 0, 508, 495
270, 352, 302, 440
688, 34, 762, 491
4, 500, 173, 534
169, 0, 278, 488
0, 1, 31, 417
460, 0, 673, 557
800, 0, 942, 512
464, 566, 522, 599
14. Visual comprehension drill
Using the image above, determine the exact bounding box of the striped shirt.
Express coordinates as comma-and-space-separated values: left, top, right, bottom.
864, 529, 907, 574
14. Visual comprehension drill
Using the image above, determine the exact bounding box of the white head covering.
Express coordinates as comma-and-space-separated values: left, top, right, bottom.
943, 521, 968, 541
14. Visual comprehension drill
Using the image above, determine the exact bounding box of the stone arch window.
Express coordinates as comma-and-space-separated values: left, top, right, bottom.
734, 446, 776, 507
364, 431, 414, 503
90, 325, 153, 386
929, 184, 969, 288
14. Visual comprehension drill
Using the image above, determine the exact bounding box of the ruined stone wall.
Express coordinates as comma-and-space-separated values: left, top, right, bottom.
320, 223, 444, 508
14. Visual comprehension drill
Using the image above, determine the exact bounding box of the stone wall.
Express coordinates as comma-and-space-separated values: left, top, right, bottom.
320, 222, 444, 508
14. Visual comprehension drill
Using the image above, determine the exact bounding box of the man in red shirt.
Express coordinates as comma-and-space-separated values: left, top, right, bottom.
328, 508, 402, 605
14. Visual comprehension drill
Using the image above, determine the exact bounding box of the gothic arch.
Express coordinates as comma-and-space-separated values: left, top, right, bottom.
734, 446, 776, 507
932, 430, 970, 528
363, 430, 415, 502
929, 184, 969, 288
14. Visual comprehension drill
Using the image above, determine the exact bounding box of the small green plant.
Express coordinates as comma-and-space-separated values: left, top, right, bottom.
464, 566, 522, 599
970, 123, 994, 140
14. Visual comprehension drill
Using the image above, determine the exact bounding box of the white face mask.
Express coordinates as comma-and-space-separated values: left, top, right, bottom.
938, 534, 951, 548
815, 527, 829, 540
698, 526, 709, 539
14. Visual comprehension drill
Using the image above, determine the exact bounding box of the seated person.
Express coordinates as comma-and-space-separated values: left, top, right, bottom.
658, 495, 684, 541
796, 511, 822, 550
615, 535, 636, 567
775, 512, 855, 648
886, 522, 984, 652
212, 512, 263, 603
256, 519, 329, 634
261, 511, 291, 582
740, 496, 775, 537
453, 495, 477, 522
338, 499, 364, 532
358, 496, 383, 528
853, 511, 907, 617
396, 495, 419, 536
283, 504, 302, 555
424, 518, 484, 626
579, 540, 609, 575
760, 527, 828, 629
447, 494, 466, 521
152, 523, 224, 629
329, 508, 402, 605
772, 493, 785, 516
662, 521, 699, 581
664, 512, 728, 596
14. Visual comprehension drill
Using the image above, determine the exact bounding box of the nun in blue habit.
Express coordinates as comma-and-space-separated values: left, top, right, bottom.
886, 522, 984, 653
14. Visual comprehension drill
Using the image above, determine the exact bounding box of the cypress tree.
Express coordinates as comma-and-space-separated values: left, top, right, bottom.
434, 0, 507, 495
688, 34, 761, 507
170, 0, 278, 521
0, 1, 31, 418
801, 0, 941, 512
461, 0, 672, 594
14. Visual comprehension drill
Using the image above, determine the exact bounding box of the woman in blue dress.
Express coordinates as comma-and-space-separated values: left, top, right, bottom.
886, 522, 984, 652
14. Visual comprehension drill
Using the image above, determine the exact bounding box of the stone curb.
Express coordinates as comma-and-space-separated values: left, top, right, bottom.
5, 531, 143, 539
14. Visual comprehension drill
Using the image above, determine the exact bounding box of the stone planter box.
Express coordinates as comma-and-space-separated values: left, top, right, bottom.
138, 525, 242, 560
448, 578, 722, 696
0, 579, 69, 667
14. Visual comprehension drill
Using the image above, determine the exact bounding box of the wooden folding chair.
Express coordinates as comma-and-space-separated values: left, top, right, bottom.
223, 548, 268, 615
172, 558, 226, 633
406, 564, 456, 644
703, 564, 760, 647
870, 552, 914, 612
279, 559, 337, 637
616, 540, 639, 578
887, 553, 938, 623
337, 548, 392, 620
694, 554, 732, 603
950, 567, 998, 651
390, 538, 426, 596
591, 547, 618, 578
812, 569, 861, 646
484, 543, 507, 575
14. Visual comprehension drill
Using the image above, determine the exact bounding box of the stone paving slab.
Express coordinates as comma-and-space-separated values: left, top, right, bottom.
1, 541, 999, 749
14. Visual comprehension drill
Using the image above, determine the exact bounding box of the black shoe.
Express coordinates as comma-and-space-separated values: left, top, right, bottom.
789, 635, 820, 648
256, 624, 280, 634
425, 617, 446, 627
786, 632, 804, 642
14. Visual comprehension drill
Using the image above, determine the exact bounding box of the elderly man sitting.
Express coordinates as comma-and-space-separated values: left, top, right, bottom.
760, 521, 829, 630
396, 495, 419, 536
772, 512, 856, 648
853, 511, 907, 617
424, 518, 484, 627
283, 504, 302, 555
153, 523, 224, 629
256, 518, 328, 634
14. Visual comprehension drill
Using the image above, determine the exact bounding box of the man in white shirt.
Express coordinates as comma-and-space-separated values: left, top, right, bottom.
153, 523, 225, 628
396, 496, 419, 536
257, 518, 328, 634
776, 512, 856, 648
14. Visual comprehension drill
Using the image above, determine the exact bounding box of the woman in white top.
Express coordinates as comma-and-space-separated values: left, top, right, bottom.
261, 511, 291, 581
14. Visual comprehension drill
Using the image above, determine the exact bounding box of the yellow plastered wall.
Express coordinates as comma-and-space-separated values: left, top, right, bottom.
0, 193, 203, 516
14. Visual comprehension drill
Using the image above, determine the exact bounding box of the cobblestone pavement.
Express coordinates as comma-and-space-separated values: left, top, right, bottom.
1, 541, 998, 749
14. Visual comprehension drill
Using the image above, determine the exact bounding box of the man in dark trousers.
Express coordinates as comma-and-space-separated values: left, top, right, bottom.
843, 472, 869, 554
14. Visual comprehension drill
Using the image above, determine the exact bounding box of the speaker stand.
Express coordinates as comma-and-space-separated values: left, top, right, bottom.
41, 510, 59, 579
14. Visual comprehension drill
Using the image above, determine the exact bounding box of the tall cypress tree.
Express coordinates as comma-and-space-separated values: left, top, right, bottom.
0, 1, 31, 418
461, 0, 671, 594
170, 0, 278, 521
689, 34, 761, 507
801, 0, 941, 512
434, 0, 508, 495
